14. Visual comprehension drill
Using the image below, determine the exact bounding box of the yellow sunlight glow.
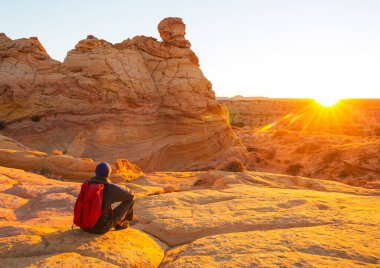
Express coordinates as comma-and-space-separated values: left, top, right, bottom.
314, 96, 341, 107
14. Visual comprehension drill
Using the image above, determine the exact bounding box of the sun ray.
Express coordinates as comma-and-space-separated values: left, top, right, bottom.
259, 122, 277, 132
311, 104, 324, 133
288, 114, 303, 126
255, 98, 351, 136
329, 102, 344, 135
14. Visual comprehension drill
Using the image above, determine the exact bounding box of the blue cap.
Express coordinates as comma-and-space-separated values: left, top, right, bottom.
95, 162, 112, 179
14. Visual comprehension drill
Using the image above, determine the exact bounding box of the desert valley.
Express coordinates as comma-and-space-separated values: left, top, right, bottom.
221, 97, 380, 189
0, 17, 379, 267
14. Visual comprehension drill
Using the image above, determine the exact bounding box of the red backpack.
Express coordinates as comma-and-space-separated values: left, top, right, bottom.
73, 182, 110, 230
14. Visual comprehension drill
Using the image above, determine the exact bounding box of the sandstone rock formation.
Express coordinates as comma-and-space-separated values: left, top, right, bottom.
133, 171, 379, 267
161, 224, 379, 267
0, 18, 247, 172
133, 171, 379, 246
0, 149, 97, 181
0, 149, 142, 182
158, 17, 191, 48
0, 135, 29, 151
0, 136, 142, 181
1, 166, 379, 267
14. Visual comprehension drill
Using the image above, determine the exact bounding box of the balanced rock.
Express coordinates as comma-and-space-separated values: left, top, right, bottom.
158, 17, 191, 48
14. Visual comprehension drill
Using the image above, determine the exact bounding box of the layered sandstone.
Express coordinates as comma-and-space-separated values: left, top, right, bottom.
0, 135, 142, 181
0, 135, 29, 151
0, 18, 247, 172
0, 149, 142, 182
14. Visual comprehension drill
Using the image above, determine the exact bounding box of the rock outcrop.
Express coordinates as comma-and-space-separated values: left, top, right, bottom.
132, 171, 380, 267
0, 18, 247, 172
0, 149, 142, 181
161, 224, 379, 267
133, 171, 380, 247
0, 136, 142, 181
0, 166, 165, 267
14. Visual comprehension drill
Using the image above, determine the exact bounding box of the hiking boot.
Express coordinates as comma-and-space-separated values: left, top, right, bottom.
114, 221, 129, 231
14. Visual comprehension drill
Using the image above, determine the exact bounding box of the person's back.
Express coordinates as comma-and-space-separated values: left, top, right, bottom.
74, 162, 134, 234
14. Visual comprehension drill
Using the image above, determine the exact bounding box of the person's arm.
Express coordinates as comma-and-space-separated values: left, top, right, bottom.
110, 184, 134, 202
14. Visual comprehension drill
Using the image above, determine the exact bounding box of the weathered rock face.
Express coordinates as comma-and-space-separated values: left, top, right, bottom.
0, 18, 247, 172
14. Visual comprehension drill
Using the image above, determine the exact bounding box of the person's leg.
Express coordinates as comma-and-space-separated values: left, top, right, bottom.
87, 211, 113, 234
112, 200, 134, 229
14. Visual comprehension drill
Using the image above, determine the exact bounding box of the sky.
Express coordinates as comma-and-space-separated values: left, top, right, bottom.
1, 0, 380, 99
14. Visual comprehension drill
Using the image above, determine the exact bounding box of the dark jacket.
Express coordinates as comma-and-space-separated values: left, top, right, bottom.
87, 176, 134, 211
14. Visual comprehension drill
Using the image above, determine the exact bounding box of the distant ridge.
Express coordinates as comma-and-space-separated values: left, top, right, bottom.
217, 95, 269, 101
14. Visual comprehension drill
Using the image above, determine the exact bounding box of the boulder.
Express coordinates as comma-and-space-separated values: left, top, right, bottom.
158, 17, 191, 48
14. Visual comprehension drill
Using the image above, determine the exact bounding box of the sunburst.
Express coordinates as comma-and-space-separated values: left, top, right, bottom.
314, 96, 341, 107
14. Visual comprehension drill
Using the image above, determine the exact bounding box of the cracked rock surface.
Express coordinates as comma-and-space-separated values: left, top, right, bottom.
1, 165, 378, 267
